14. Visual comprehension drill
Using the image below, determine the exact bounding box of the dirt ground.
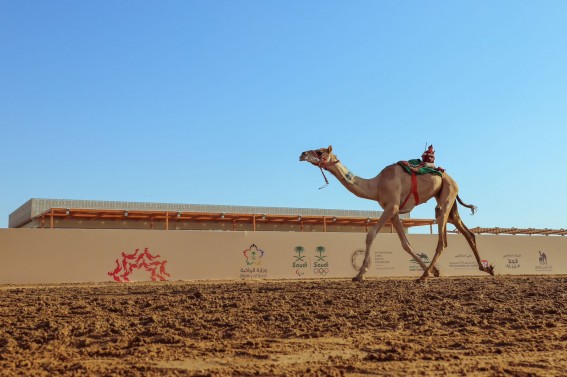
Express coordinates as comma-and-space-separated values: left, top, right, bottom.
0, 275, 566, 376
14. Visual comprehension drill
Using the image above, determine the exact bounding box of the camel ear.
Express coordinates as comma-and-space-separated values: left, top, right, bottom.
328, 145, 333, 153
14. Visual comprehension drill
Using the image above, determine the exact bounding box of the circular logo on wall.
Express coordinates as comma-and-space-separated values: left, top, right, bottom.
351, 249, 367, 271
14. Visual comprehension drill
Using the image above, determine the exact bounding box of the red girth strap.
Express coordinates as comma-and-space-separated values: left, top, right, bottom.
400, 172, 419, 210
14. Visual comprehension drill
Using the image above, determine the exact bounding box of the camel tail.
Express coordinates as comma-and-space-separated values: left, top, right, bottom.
456, 195, 477, 215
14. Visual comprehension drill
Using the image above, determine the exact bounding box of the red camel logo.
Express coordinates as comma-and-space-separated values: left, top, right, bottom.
108, 247, 170, 282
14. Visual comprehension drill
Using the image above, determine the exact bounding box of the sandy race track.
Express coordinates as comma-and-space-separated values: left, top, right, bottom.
1, 275, 566, 376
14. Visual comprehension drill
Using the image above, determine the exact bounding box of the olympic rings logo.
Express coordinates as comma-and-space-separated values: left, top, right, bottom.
314, 268, 329, 275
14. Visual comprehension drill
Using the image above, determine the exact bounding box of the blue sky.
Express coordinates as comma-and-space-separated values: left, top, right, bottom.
1, 1, 566, 232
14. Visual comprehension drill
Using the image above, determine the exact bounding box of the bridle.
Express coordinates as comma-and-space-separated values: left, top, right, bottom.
307, 150, 339, 189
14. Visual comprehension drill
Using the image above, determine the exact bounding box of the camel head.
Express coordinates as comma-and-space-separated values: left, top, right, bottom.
299, 145, 339, 168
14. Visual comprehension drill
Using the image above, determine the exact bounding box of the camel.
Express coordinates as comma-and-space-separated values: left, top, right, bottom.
299, 145, 494, 281
539, 251, 547, 265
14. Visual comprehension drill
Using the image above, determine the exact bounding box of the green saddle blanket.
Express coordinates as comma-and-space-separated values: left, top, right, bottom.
398, 159, 444, 176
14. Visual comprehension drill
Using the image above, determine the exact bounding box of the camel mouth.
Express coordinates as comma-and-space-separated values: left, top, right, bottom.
299, 152, 319, 164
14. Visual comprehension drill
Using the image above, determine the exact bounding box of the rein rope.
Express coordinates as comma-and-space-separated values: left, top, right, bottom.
317, 157, 339, 190
318, 167, 329, 189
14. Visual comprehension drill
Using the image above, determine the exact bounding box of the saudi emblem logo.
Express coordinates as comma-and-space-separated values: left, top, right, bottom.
313, 245, 329, 275
293, 246, 308, 276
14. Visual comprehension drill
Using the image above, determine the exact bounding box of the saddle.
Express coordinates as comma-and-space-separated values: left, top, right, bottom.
398, 159, 445, 176
397, 159, 445, 209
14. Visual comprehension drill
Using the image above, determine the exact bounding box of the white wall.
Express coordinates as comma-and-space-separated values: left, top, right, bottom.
0, 228, 564, 284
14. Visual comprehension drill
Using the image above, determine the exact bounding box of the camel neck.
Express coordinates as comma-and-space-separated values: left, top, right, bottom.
326, 161, 375, 200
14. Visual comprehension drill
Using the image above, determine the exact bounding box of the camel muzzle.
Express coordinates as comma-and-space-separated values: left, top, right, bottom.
299, 151, 319, 165
299, 152, 310, 162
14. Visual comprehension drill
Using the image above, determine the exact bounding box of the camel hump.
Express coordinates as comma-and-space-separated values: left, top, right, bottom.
397, 160, 445, 176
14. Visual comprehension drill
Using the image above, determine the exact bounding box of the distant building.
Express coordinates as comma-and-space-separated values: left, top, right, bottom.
9, 198, 434, 233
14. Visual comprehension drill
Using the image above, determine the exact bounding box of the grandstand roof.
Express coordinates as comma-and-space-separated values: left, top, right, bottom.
9, 198, 433, 233
463, 227, 567, 236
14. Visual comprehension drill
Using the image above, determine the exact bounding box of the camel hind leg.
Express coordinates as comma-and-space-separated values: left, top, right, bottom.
419, 180, 458, 280
449, 205, 494, 275
434, 175, 459, 254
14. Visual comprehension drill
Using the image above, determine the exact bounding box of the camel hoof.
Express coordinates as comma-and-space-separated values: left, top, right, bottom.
417, 272, 430, 282
416, 276, 428, 284
432, 267, 440, 277
480, 265, 495, 276
352, 275, 365, 283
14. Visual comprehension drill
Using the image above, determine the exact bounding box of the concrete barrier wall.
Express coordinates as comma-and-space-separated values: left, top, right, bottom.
0, 228, 565, 284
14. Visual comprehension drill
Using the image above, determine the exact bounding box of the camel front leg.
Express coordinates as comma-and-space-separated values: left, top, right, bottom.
418, 247, 445, 281
353, 205, 397, 282
391, 214, 440, 277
